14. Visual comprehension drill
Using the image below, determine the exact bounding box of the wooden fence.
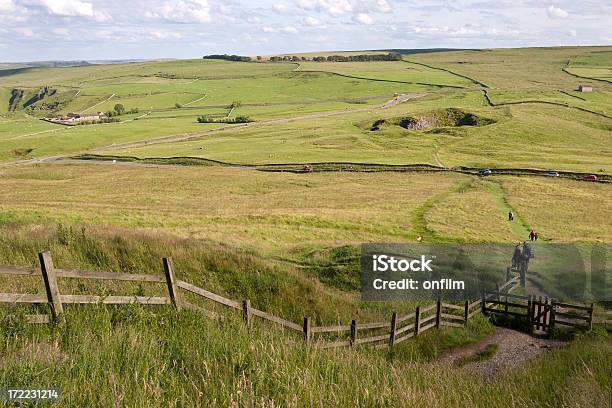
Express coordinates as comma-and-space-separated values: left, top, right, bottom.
1, 252, 608, 347
0, 252, 487, 349
482, 289, 603, 335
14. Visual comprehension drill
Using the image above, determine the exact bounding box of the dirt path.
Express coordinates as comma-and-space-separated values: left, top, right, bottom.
80, 93, 115, 113
438, 327, 565, 380
94, 93, 426, 152
184, 94, 207, 106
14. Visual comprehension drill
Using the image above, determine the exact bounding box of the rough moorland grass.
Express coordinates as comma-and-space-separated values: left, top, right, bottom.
0, 223, 370, 324
298, 60, 476, 87
108, 96, 611, 173
0, 306, 609, 407
408, 46, 612, 90
499, 176, 612, 242
2, 164, 610, 249
0, 164, 468, 252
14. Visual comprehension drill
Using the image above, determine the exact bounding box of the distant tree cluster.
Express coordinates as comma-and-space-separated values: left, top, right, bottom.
106, 103, 138, 117
197, 115, 252, 124
269, 52, 402, 63
203, 54, 252, 62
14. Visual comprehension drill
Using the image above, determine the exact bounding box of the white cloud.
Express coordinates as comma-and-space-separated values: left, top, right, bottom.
546, 5, 568, 19
147, 0, 210, 23
282, 25, 298, 33
0, 0, 16, 12
36, 0, 94, 17
262, 25, 298, 34
273, 3, 288, 12
354, 12, 374, 25
151, 30, 183, 40
93, 10, 112, 22
568, 29, 577, 37
298, 0, 353, 16
374, 0, 391, 13
406, 25, 520, 39
298, 0, 390, 16
304, 16, 321, 26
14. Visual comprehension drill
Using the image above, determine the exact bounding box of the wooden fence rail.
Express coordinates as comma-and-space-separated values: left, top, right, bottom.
1, 252, 608, 349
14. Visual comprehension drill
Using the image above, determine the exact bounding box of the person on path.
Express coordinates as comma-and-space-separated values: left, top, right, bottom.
523, 241, 533, 259
508, 211, 514, 221
534, 231, 539, 241
529, 230, 535, 241
512, 242, 523, 269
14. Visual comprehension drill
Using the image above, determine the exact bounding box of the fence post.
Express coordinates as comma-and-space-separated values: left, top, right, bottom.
303, 317, 311, 343
435, 299, 441, 329
389, 312, 397, 347
414, 306, 421, 336
506, 267, 510, 282
242, 299, 251, 327
464, 300, 469, 326
548, 300, 556, 337
538, 296, 543, 331
504, 292, 509, 314
38, 251, 63, 321
350, 319, 357, 347
162, 257, 181, 310
588, 303, 594, 331
481, 290, 486, 314
527, 296, 534, 335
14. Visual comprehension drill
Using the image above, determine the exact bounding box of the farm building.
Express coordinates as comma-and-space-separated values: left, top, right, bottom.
578, 85, 593, 92
46, 112, 107, 124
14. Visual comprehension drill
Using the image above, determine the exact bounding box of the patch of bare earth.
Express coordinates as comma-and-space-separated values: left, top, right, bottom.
2, 341, 68, 368
437, 327, 566, 380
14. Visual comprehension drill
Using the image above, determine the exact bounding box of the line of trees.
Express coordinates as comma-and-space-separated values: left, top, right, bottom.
269, 52, 402, 63
197, 115, 252, 124
203, 54, 252, 62
106, 103, 138, 117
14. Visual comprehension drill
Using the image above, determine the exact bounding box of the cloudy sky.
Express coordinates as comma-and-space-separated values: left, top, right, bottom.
0, 0, 611, 62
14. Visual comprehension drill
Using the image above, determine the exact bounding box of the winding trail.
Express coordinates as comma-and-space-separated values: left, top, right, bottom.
80, 93, 115, 114
438, 327, 566, 380
184, 94, 207, 106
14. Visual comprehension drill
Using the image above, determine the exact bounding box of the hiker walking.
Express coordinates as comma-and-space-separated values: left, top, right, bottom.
508, 211, 514, 221
512, 242, 523, 269
523, 241, 533, 260
529, 230, 535, 241
534, 231, 539, 241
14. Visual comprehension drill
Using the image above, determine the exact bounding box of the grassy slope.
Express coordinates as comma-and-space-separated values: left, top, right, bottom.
1, 48, 611, 406
1, 306, 609, 407
108, 94, 611, 173
0, 164, 465, 252
0, 48, 610, 172
407, 46, 612, 90
0, 165, 609, 253
298, 60, 476, 87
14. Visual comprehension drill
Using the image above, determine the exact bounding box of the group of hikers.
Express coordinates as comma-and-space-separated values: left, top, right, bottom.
508, 211, 539, 241
512, 241, 534, 270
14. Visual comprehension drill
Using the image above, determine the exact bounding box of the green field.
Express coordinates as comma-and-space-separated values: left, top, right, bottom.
1, 47, 611, 407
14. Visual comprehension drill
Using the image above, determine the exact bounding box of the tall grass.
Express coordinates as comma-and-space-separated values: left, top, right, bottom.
0, 306, 609, 407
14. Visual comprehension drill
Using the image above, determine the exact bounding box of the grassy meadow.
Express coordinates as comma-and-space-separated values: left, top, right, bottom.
0, 47, 611, 407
